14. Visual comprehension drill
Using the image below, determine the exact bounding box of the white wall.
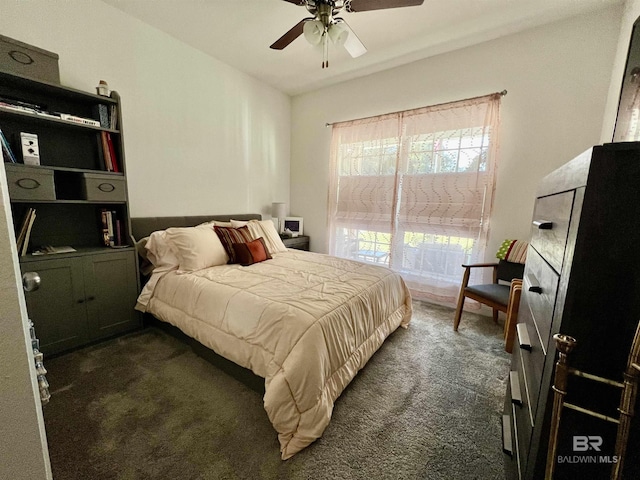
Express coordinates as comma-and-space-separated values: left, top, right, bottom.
291, 7, 622, 256
602, 0, 640, 140
0, 2, 290, 477
0, 0, 291, 220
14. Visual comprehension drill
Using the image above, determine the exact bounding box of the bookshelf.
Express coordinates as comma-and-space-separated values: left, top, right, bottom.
1, 70, 140, 355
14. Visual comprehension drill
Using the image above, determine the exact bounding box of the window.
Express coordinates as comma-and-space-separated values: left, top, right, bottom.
328, 94, 502, 305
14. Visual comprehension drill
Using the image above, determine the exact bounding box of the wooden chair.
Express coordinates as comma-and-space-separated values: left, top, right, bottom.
503, 279, 523, 353
453, 259, 525, 333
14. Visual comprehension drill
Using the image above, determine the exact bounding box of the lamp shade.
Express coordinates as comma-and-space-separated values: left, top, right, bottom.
328, 22, 349, 46
272, 202, 287, 220
303, 20, 324, 46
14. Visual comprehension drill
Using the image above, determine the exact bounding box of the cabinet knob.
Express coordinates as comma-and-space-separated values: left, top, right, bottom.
22, 272, 41, 292
98, 183, 115, 192
87, 296, 95, 301
77, 298, 85, 304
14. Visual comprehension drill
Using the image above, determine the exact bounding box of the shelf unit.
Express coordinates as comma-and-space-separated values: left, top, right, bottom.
1, 70, 141, 355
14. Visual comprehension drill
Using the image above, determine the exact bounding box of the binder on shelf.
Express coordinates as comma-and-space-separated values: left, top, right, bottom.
100, 131, 113, 171
109, 104, 117, 130
100, 209, 110, 246
93, 104, 109, 128
107, 210, 115, 246
0, 127, 17, 163
21, 209, 36, 256
115, 218, 122, 247
105, 133, 119, 172
16, 207, 34, 252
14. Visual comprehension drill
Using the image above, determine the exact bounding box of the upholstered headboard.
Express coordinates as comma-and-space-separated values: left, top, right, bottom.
130, 213, 262, 240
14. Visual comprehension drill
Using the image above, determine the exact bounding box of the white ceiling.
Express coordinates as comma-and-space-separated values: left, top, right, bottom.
102, 0, 621, 96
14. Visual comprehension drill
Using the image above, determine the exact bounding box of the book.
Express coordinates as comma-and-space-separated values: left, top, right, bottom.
110, 104, 117, 130
21, 210, 36, 256
34, 111, 60, 119
59, 113, 100, 127
115, 218, 122, 247
106, 210, 114, 247
100, 209, 110, 246
100, 131, 113, 171
94, 104, 109, 128
0, 96, 44, 111
106, 133, 119, 172
0, 101, 39, 114
0, 127, 17, 163
16, 208, 34, 252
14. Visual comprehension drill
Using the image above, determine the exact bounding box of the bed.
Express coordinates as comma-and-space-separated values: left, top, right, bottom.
131, 214, 412, 459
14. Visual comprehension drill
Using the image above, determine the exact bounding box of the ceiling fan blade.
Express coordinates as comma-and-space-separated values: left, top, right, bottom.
282, 0, 305, 5
346, 0, 424, 13
338, 20, 367, 58
270, 19, 307, 50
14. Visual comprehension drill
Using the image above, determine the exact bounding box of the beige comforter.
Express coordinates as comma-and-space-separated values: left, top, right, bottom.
140, 250, 412, 459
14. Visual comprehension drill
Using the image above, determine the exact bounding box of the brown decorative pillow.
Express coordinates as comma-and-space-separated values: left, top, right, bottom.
213, 225, 254, 264
232, 237, 272, 266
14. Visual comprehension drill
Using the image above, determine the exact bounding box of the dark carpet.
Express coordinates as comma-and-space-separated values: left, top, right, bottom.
43, 301, 510, 479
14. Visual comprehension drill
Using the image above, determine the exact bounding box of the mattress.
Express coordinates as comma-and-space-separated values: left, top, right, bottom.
139, 249, 412, 459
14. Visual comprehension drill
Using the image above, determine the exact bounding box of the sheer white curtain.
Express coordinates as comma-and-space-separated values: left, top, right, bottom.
327, 94, 501, 306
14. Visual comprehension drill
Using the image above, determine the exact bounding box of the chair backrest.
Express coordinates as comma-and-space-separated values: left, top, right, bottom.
496, 259, 525, 283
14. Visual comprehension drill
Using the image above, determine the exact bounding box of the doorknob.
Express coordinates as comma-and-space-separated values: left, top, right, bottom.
22, 272, 41, 292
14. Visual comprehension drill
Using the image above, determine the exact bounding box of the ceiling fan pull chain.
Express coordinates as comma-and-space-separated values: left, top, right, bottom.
323, 32, 329, 68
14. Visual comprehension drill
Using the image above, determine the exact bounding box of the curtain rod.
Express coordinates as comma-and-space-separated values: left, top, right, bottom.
325, 90, 507, 127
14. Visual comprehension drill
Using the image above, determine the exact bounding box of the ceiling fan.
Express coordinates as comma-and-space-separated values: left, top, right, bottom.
271, 0, 425, 68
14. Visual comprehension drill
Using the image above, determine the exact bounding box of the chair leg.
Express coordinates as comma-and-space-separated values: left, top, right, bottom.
504, 281, 522, 354
454, 293, 466, 331
493, 308, 499, 324
454, 267, 471, 331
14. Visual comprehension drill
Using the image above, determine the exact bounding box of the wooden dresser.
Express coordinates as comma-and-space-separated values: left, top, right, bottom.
503, 142, 640, 479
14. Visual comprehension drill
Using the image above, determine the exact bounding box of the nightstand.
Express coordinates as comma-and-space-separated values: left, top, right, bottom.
281, 235, 310, 251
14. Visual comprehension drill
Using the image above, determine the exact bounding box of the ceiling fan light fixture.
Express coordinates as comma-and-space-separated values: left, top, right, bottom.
328, 21, 349, 46
303, 19, 324, 45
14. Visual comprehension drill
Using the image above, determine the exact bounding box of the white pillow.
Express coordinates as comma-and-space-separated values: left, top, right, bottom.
198, 220, 233, 227
135, 236, 155, 276
230, 219, 248, 228
145, 231, 180, 270
245, 219, 288, 255
164, 226, 228, 271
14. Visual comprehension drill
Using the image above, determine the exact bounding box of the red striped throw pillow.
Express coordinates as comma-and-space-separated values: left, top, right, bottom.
232, 237, 272, 266
213, 226, 254, 264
